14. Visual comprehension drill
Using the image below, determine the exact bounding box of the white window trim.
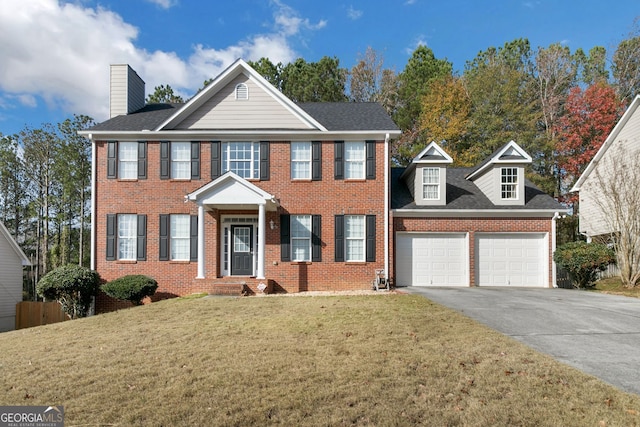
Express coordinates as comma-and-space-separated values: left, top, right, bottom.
170, 214, 190, 261
501, 167, 518, 200
291, 215, 312, 261
171, 142, 191, 180
345, 215, 365, 262
345, 141, 366, 180
422, 167, 440, 200
118, 142, 138, 180
117, 214, 137, 261
291, 142, 312, 180
235, 83, 249, 100
222, 142, 260, 179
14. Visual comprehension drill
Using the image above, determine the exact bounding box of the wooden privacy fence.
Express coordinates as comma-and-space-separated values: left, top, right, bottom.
15, 301, 69, 330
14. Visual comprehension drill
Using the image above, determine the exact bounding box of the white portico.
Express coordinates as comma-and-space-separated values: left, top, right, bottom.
186, 172, 279, 279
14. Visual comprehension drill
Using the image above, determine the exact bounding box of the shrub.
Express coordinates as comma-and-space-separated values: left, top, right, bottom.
554, 241, 616, 288
102, 275, 158, 306
36, 265, 101, 319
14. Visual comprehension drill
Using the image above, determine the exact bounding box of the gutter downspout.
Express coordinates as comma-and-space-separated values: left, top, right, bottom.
90, 134, 96, 272
551, 212, 559, 288
384, 133, 390, 283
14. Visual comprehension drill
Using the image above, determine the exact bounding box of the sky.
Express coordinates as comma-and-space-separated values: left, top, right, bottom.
0, 0, 638, 137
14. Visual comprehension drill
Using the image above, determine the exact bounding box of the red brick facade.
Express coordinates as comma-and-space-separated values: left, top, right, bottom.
94, 139, 388, 311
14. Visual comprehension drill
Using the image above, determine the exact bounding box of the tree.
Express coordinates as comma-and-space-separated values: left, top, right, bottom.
589, 146, 640, 287
247, 57, 282, 89
554, 241, 616, 288
36, 264, 100, 318
146, 84, 184, 104
554, 83, 624, 199
279, 57, 347, 102
612, 21, 640, 102
575, 46, 609, 86
349, 47, 385, 102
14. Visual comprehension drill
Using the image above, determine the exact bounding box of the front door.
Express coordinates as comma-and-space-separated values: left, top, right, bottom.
231, 225, 253, 276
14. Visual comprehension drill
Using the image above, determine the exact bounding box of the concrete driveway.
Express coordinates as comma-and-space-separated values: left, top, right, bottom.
402, 286, 640, 395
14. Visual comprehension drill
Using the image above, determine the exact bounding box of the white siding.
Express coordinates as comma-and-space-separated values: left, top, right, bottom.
0, 236, 23, 331
110, 64, 145, 118
474, 168, 495, 202
579, 108, 640, 236
176, 74, 311, 130
473, 165, 525, 206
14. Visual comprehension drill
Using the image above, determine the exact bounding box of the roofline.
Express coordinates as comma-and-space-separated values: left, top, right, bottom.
391, 209, 566, 218
154, 58, 327, 132
79, 129, 402, 141
571, 94, 640, 192
0, 222, 30, 265
465, 140, 533, 181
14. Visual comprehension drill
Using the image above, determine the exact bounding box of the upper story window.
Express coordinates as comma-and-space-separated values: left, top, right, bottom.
291, 142, 311, 180
222, 142, 260, 179
118, 142, 138, 179
501, 167, 518, 199
235, 83, 248, 100
345, 142, 365, 179
422, 167, 440, 200
291, 215, 312, 261
107, 141, 147, 180
171, 142, 191, 179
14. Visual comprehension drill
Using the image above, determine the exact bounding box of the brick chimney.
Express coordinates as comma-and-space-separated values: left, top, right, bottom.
109, 64, 145, 118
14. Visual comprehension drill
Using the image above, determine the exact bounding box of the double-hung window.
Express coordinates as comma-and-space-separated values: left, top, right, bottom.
170, 214, 190, 261
291, 215, 312, 261
422, 168, 440, 200
501, 167, 518, 200
107, 141, 147, 180
222, 142, 260, 179
171, 142, 191, 179
345, 215, 365, 262
344, 142, 365, 179
106, 214, 146, 261
118, 142, 138, 179
117, 214, 137, 260
335, 214, 375, 263
291, 142, 311, 180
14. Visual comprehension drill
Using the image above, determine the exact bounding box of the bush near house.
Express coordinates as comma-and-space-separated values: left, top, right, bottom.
554, 241, 616, 288
36, 264, 101, 319
101, 275, 158, 306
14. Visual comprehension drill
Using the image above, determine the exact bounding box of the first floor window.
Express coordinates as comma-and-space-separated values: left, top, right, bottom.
501, 167, 518, 199
118, 214, 137, 260
291, 215, 312, 261
170, 215, 190, 260
422, 167, 440, 200
345, 215, 365, 261
335, 214, 375, 263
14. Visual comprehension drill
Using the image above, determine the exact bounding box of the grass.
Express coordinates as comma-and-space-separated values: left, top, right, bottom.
2, 293, 640, 426
592, 277, 640, 298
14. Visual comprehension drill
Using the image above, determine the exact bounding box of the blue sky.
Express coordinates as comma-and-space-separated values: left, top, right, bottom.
0, 0, 638, 136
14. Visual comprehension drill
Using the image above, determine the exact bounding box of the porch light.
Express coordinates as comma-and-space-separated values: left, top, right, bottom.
270, 220, 277, 230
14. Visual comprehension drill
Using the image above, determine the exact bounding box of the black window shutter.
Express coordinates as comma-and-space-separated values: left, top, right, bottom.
211, 141, 221, 179
137, 141, 147, 179
312, 141, 322, 181
137, 215, 147, 261
334, 141, 344, 180
190, 215, 198, 262
107, 141, 117, 179
106, 214, 116, 260
334, 215, 344, 262
260, 141, 270, 180
159, 214, 169, 261
366, 140, 376, 180
160, 141, 170, 179
312, 215, 321, 262
280, 214, 290, 262
366, 215, 376, 262
191, 141, 200, 180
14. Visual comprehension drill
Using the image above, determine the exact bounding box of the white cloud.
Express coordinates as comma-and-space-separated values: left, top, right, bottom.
404, 37, 428, 55
347, 6, 363, 20
0, 0, 318, 124
145, 0, 178, 9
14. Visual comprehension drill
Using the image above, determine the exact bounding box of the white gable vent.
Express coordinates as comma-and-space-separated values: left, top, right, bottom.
235, 83, 249, 100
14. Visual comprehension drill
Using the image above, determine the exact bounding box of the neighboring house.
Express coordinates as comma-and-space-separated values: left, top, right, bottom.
391, 141, 566, 287
81, 59, 401, 312
571, 95, 640, 239
0, 222, 30, 331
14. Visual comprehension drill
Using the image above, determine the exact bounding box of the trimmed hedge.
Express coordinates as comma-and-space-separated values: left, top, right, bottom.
36, 265, 101, 318
102, 275, 158, 305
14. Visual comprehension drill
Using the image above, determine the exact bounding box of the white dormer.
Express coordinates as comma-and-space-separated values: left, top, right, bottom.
400, 142, 453, 206
466, 140, 532, 206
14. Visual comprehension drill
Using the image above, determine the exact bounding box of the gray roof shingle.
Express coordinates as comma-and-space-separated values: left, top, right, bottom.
391, 167, 563, 211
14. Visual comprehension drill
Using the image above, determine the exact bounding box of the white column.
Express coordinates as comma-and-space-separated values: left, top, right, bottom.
197, 204, 205, 279
257, 203, 266, 279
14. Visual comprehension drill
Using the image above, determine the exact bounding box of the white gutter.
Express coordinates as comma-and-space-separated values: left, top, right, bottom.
384, 133, 390, 283
551, 212, 560, 288
392, 209, 567, 218
90, 134, 96, 271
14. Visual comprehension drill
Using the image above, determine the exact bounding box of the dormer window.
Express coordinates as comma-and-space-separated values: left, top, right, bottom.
501, 167, 518, 199
235, 83, 248, 100
422, 168, 440, 200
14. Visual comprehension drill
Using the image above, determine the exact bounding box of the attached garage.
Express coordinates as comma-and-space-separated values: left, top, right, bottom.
396, 233, 468, 286
475, 233, 548, 287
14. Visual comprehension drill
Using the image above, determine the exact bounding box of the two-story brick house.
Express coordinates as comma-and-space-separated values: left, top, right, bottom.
83, 59, 565, 312
82, 59, 401, 311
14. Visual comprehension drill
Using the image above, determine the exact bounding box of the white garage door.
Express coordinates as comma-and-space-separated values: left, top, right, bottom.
476, 233, 547, 287
396, 233, 468, 286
